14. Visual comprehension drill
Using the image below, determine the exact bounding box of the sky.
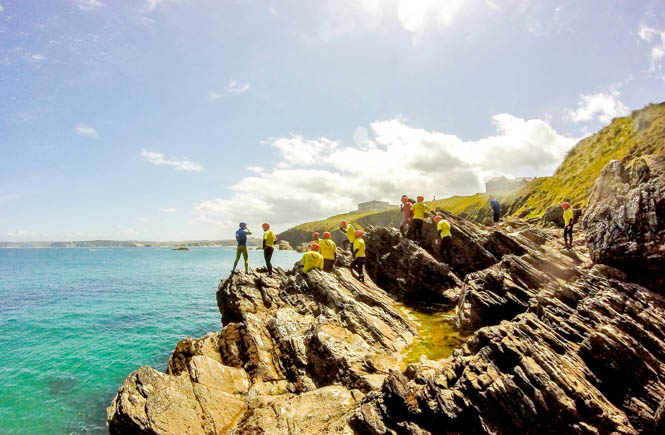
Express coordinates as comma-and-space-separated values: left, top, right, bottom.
1, 0, 664, 241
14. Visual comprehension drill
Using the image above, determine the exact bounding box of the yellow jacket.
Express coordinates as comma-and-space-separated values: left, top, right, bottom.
412, 202, 431, 220
564, 208, 574, 226
353, 239, 366, 258
345, 224, 356, 242
437, 220, 451, 238
319, 239, 337, 260
301, 251, 324, 272
263, 230, 277, 247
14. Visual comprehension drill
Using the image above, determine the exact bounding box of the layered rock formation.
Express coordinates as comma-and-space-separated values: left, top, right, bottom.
108, 159, 665, 434
584, 156, 665, 292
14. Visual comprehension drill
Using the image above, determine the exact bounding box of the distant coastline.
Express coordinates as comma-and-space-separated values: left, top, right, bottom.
0, 239, 263, 249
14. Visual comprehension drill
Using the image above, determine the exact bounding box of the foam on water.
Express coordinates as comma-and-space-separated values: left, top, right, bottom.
0, 247, 301, 434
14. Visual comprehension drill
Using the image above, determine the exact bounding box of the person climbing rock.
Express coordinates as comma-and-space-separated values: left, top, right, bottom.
490, 198, 501, 226
312, 231, 321, 245
262, 222, 277, 275
352, 230, 366, 282
339, 221, 356, 253
232, 222, 252, 273
319, 232, 337, 272
410, 196, 431, 241
562, 202, 575, 248
301, 243, 323, 273
434, 215, 452, 265
400, 196, 414, 236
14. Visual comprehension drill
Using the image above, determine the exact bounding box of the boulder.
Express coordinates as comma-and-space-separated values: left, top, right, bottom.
584, 156, 665, 292
277, 240, 293, 250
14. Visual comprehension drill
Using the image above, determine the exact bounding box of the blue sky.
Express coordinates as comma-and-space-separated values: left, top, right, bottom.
1, 0, 664, 241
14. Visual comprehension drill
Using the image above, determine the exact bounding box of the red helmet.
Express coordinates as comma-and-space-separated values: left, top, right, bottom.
312, 232, 320, 239
262, 222, 270, 230
322, 232, 331, 239
355, 230, 363, 238
433, 216, 442, 223
311, 243, 320, 251
417, 195, 424, 202
339, 221, 347, 228
561, 202, 570, 209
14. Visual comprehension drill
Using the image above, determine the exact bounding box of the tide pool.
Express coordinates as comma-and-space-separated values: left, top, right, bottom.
0, 247, 301, 434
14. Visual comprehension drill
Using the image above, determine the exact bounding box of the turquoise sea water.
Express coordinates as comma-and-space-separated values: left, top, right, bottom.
0, 247, 301, 434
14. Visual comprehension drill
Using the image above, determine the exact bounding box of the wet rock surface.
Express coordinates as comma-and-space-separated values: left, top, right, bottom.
584, 156, 665, 293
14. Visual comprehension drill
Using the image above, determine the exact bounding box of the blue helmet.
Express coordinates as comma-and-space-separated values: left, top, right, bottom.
239, 222, 247, 228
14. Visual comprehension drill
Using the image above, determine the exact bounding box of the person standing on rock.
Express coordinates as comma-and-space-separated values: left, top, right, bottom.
562, 202, 575, 248
232, 222, 252, 274
301, 243, 324, 273
490, 198, 501, 227
410, 196, 431, 241
262, 222, 277, 275
339, 221, 356, 253
320, 232, 337, 272
434, 215, 452, 265
352, 230, 366, 282
400, 196, 414, 236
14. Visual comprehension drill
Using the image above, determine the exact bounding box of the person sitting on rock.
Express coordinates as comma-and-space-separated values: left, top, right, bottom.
399, 196, 414, 236
352, 230, 366, 282
562, 202, 575, 248
410, 196, 431, 241
312, 231, 321, 245
232, 222, 252, 274
490, 198, 501, 226
319, 232, 337, 272
301, 243, 324, 273
339, 221, 356, 253
262, 222, 277, 276
434, 215, 452, 265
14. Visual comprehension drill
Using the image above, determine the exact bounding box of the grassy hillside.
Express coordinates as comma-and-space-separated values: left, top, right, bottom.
279, 102, 665, 242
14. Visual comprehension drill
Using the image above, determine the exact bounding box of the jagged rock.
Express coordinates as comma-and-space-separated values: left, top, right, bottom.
353, 270, 665, 434
584, 156, 665, 292
106, 365, 247, 434
277, 240, 293, 250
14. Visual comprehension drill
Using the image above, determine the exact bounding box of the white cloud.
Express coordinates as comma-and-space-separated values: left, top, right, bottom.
485, 0, 500, 11
567, 89, 629, 123
145, 0, 163, 10
116, 225, 138, 236
74, 124, 99, 139
397, 0, 464, 34
160, 207, 177, 213
194, 115, 576, 236
30, 54, 45, 61
140, 149, 204, 172
226, 80, 250, 94
208, 91, 224, 101
248, 166, 264, 173
0, 5, 4, 13
638, 25, 665, 78
76, 0, 104, 11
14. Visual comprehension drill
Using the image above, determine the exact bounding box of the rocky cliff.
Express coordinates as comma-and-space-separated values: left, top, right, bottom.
108, 158, 665, 434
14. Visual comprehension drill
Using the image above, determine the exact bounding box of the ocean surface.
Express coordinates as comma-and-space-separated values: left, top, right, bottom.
0, 247, 301, 434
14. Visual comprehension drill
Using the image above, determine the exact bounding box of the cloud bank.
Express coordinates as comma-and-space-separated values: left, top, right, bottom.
194, 114, 576, 235
140, 149, 204, 172
567, 89, 629, 124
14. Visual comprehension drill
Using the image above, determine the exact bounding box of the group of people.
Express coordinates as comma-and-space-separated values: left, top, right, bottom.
230, 194, 576, 278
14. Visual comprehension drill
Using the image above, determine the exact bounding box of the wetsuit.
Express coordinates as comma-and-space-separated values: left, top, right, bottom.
400, 201, 413, 236
352, 238, 366, 282
301, 250, 323, 273
320, 238, 337, 272
563, 208, 574, 248
437, 219, 452, 265
410, 201, 431, 240
233, 227, 252, 273
263, 229, 277, 275
341, 224, 356, 253
490, 199, 501, 223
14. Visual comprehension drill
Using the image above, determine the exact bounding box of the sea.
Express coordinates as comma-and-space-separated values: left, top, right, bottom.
0, 247, 301, 434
